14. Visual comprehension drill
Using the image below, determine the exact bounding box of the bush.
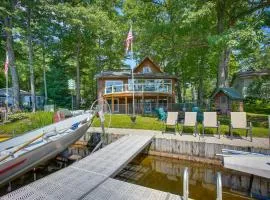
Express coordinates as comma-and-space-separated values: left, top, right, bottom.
8, 112, 29, 122
1, 111, 54, 135
218, 113, 268, 128
244, 97, 270, 114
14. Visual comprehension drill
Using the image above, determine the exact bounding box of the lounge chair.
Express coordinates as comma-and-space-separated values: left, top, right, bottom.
202, 112, 220, 138
156, 107, 167, 121
180, 112, 198, 136
229, 112, 252, 141
164, 112, 179, 134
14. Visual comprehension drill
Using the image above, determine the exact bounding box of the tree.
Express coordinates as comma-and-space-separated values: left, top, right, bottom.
25, 2, 36, 112
2, 0, 20, 110
215, 0, 270, 87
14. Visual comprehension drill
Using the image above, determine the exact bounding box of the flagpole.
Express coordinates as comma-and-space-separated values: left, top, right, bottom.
130, 23, 135, 117
5, 72, 8, 121
4, 51, 9, 121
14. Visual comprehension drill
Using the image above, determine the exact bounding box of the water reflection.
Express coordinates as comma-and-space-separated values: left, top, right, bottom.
115, 154, 270, 200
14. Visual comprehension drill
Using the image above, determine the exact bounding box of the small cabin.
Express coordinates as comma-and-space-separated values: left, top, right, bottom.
211, 88, 244, 115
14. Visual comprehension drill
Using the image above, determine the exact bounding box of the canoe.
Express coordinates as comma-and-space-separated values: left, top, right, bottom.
0, 111, 95, 186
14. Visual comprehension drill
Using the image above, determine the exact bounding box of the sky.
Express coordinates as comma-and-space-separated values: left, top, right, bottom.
124, 57, 136, 69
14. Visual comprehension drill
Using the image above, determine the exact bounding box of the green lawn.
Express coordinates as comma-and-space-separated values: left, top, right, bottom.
1, 112, 268, 139
93, 114, 269, 138
0, 111, 54, 136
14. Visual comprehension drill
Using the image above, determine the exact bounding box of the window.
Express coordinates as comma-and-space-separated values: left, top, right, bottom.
127, 79, 172, 93
143, 66, 151, 73
105, 80, 123, 93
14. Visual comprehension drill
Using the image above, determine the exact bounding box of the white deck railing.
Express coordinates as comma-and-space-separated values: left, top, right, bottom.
104, 83, 172, 94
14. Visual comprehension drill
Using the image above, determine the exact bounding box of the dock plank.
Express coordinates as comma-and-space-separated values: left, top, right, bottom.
0, 134, 184, 200
82, 178, 182, 200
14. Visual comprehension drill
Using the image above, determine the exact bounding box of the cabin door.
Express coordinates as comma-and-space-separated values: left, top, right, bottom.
219, 96, 228, 114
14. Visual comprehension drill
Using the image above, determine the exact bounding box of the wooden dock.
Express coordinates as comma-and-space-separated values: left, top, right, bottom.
0, 134, 183, 200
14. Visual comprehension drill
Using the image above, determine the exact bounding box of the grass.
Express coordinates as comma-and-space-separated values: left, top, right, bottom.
93, 114, 163, 131
93, 114, 269, 138
0, 111, 54, 137
1, 112, 268, 139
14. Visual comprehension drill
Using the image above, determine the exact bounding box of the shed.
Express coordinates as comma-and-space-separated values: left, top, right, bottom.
211, 88, 244, 115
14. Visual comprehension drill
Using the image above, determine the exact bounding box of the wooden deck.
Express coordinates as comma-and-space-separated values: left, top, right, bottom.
0, 134, 182, 200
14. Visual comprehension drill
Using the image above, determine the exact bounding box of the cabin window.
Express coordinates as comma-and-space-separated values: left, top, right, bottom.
105, 80, 123, 94
143, 66, 151, 73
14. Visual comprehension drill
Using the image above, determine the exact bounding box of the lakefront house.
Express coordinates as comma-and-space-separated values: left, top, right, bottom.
96, 57, 177, 114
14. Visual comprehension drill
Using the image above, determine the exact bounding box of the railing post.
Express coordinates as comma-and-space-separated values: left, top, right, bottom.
216, 172, 222, 200
183, 167, 189, 200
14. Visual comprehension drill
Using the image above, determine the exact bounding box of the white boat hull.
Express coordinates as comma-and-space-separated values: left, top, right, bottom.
0, 120, 91, 186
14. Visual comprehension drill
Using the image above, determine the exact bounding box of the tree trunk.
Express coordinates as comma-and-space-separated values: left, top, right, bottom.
182, 81, 186, 102
27, 6, 36, 112
42, 42, 47, 105
216, 0, 230, 88
175, 69, 182, 103
76, 43, 80, 109
217, 48, 230, 87
4, 16, 20, 110
197, 58, 204, 106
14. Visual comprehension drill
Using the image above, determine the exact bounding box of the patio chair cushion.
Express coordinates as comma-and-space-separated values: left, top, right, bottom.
203, 112, 217, 127
184, 112, 197, 126
166, 112, 178, 125
231, 112, 247, 129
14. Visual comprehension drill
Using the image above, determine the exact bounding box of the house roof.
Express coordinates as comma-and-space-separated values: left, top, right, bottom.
212, 88, 243, 100
0, 88, 43, 97
96, 56, 177, 80
95, 71, 177, 79
133, 56, 163, 73
231, 69, 270, 85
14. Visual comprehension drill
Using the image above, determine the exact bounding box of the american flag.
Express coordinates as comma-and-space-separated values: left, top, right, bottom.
125, 27, 133, 54
4, 52, 9, 75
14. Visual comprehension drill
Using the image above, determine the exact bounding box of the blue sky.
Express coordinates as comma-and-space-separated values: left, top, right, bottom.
124, 57, 136, 69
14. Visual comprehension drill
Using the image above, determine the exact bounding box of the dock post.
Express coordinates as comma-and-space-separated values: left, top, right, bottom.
99, 109, 106, 146
33, 168, 36, 181
216, 172, 222, 200
7, 182, 11, 192
183, 167, 189, 200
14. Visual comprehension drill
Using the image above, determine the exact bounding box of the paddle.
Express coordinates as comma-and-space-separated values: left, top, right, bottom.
0, 133, 44, 163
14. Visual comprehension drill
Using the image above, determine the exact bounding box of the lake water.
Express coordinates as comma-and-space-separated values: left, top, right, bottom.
1, 145, 269, 199
115, 154, 270, 200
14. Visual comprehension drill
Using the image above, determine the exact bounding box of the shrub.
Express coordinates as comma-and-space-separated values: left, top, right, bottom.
244, 97, 270, 114
8, 112, 29, 122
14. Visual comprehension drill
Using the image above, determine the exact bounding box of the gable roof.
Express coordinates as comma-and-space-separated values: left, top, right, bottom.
211, 88, 243, 100
133, 57, 163, 73
0, 88, 43, 97
231, 69, 270, 85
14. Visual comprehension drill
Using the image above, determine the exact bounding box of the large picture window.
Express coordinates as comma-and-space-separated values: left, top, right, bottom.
128, 79, 172, 93
105, 80, 123, 94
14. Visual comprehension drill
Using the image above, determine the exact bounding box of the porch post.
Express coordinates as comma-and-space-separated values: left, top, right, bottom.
167, 96, 169, 110
112, 96, 114, 113
125, 96, 128, 114
157, 95, 159, 108
142, 94, 144, 115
